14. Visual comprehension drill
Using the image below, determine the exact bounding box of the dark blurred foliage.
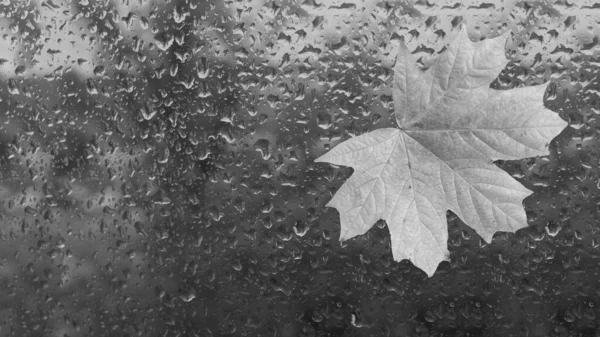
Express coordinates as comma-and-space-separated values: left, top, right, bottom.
2, 0, 600, 336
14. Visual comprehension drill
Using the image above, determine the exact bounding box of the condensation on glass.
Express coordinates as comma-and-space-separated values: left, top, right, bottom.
0, 0, 599, 336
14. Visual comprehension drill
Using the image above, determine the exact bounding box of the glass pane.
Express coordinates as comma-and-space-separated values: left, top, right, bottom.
0, 1, 597, 336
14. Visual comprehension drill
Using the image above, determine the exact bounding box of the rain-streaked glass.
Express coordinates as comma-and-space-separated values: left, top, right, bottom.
1, 0, 599, 336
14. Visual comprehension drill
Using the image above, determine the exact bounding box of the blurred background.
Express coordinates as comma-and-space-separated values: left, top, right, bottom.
1, 0, 600, 336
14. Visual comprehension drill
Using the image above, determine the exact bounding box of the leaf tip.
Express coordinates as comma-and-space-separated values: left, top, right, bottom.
480, 232, 495, 244
339, 229, 349, 242
424, 270, 436, 278
314, 153, 328, 164
454, 22, 470, 42
498, 27, 513, 40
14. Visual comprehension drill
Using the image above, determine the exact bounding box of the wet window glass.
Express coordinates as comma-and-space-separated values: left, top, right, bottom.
1, 0, 599, 336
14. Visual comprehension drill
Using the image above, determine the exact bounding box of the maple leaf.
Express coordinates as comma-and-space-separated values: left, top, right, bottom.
315, 25, 568, 277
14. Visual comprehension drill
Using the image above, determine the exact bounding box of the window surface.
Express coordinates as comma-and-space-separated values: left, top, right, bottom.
1, 1, 599, 336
